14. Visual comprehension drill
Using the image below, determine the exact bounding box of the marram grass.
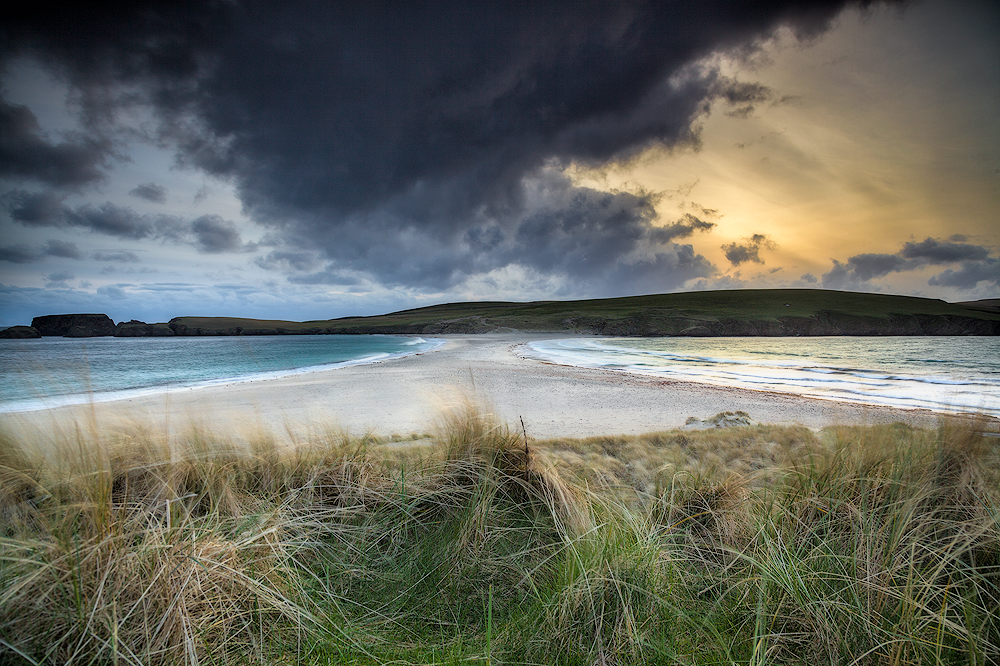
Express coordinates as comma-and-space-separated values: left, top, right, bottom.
0, 406, 997, 665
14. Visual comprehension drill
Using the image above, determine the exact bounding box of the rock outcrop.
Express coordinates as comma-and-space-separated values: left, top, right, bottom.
0, 325, 41, 339
31, 314, 116, 337
115, 320, 175, 337
682, 411, 759, 430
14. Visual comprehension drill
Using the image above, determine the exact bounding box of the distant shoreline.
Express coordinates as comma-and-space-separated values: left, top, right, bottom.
5, 289, 999, 339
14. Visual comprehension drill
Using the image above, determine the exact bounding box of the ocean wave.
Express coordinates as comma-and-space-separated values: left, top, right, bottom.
524, 337, 1000, 417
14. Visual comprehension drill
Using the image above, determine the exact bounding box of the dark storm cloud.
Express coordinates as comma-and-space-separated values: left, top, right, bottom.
129, 183, 168, 204
822, 236, 999, 289
722, 233, 776, 266
3, 0, 894, 293
0, 100, 111, 188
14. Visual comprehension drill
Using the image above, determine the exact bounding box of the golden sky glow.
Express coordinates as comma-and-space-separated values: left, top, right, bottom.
577, 2, 998, 299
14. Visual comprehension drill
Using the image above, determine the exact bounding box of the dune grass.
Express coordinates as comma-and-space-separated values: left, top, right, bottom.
0, 406, 997, 664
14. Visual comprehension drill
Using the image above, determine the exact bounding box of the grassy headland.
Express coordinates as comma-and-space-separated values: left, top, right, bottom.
165, 289, 1000, 336
1, 405, 997, 664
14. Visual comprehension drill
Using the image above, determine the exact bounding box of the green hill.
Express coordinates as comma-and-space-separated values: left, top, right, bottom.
165, 289, 1000, 336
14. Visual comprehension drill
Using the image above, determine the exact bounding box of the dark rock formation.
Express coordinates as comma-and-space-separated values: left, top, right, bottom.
683, 411, 758, 430
31, 314, 116, 337
115, 320, 175, 337
0, 325, 41, 339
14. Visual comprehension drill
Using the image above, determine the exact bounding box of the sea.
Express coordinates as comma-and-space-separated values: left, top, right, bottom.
0, 335, 444, 413
2, 335, 998, 418
523, 337, 1000, 418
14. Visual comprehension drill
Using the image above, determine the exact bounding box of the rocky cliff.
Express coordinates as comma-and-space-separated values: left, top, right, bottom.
0, 326, 41, 339
31, 314, 116, 337
114, 320, 175, 337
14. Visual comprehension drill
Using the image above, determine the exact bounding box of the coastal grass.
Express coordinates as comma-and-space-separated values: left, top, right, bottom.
0, 406, 997, 664
168, 288, 1000, 334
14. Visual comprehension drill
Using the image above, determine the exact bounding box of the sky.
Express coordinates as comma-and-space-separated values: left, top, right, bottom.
1, 0, 998, 327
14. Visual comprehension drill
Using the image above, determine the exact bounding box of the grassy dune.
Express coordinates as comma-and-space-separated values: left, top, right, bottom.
1, 406, 998, 664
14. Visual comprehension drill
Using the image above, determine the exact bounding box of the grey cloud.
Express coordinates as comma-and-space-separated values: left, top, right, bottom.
3, 195, 250, 252
2, 1, 885, 295
722, 233, 776, 266
0, 239, 81, 262
821, 260, 852, 289
3, 189, 66, 225
0, 100, 111, 188
900, 237, 990, 263
129, 182, 168, 203
63, 203, 155, 239
45, 270, 75, 283
43, 239, 82, 259
928, 258, 1000, 288
650, 214, 716, 243
821, 253, 910, 287
93, 250, 140, 262
191, 214, 244, 253
713, 78, 773, 118
0, 245, 41, 263
842, 253, 912, 281
801, 272, 818, 283
823, 235, 999, 289
255, 251, 320, 272
97, 285, 127, 299
686, 203, 720, 219
288, 268, 364, 286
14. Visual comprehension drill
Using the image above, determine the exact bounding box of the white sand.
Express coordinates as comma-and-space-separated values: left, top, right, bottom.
3, 333, 945, 439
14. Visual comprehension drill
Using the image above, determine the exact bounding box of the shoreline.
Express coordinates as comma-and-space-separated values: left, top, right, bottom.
1, 333, 973, 439
0, 335, 447, 416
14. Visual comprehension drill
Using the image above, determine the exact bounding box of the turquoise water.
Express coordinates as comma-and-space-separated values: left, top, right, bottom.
524, 337, 1000, 417
0, 335, 444, 412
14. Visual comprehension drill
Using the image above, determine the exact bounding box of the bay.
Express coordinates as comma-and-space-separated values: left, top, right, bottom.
0, 335, 444, 413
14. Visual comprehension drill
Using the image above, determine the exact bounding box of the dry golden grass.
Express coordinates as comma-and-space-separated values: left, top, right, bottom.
1, 405, 997, 665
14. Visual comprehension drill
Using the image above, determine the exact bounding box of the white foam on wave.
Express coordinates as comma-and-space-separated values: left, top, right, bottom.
524, 338, 1000, 417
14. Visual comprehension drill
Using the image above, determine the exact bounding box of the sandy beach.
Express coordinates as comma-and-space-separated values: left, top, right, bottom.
2, 333, 951, 439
